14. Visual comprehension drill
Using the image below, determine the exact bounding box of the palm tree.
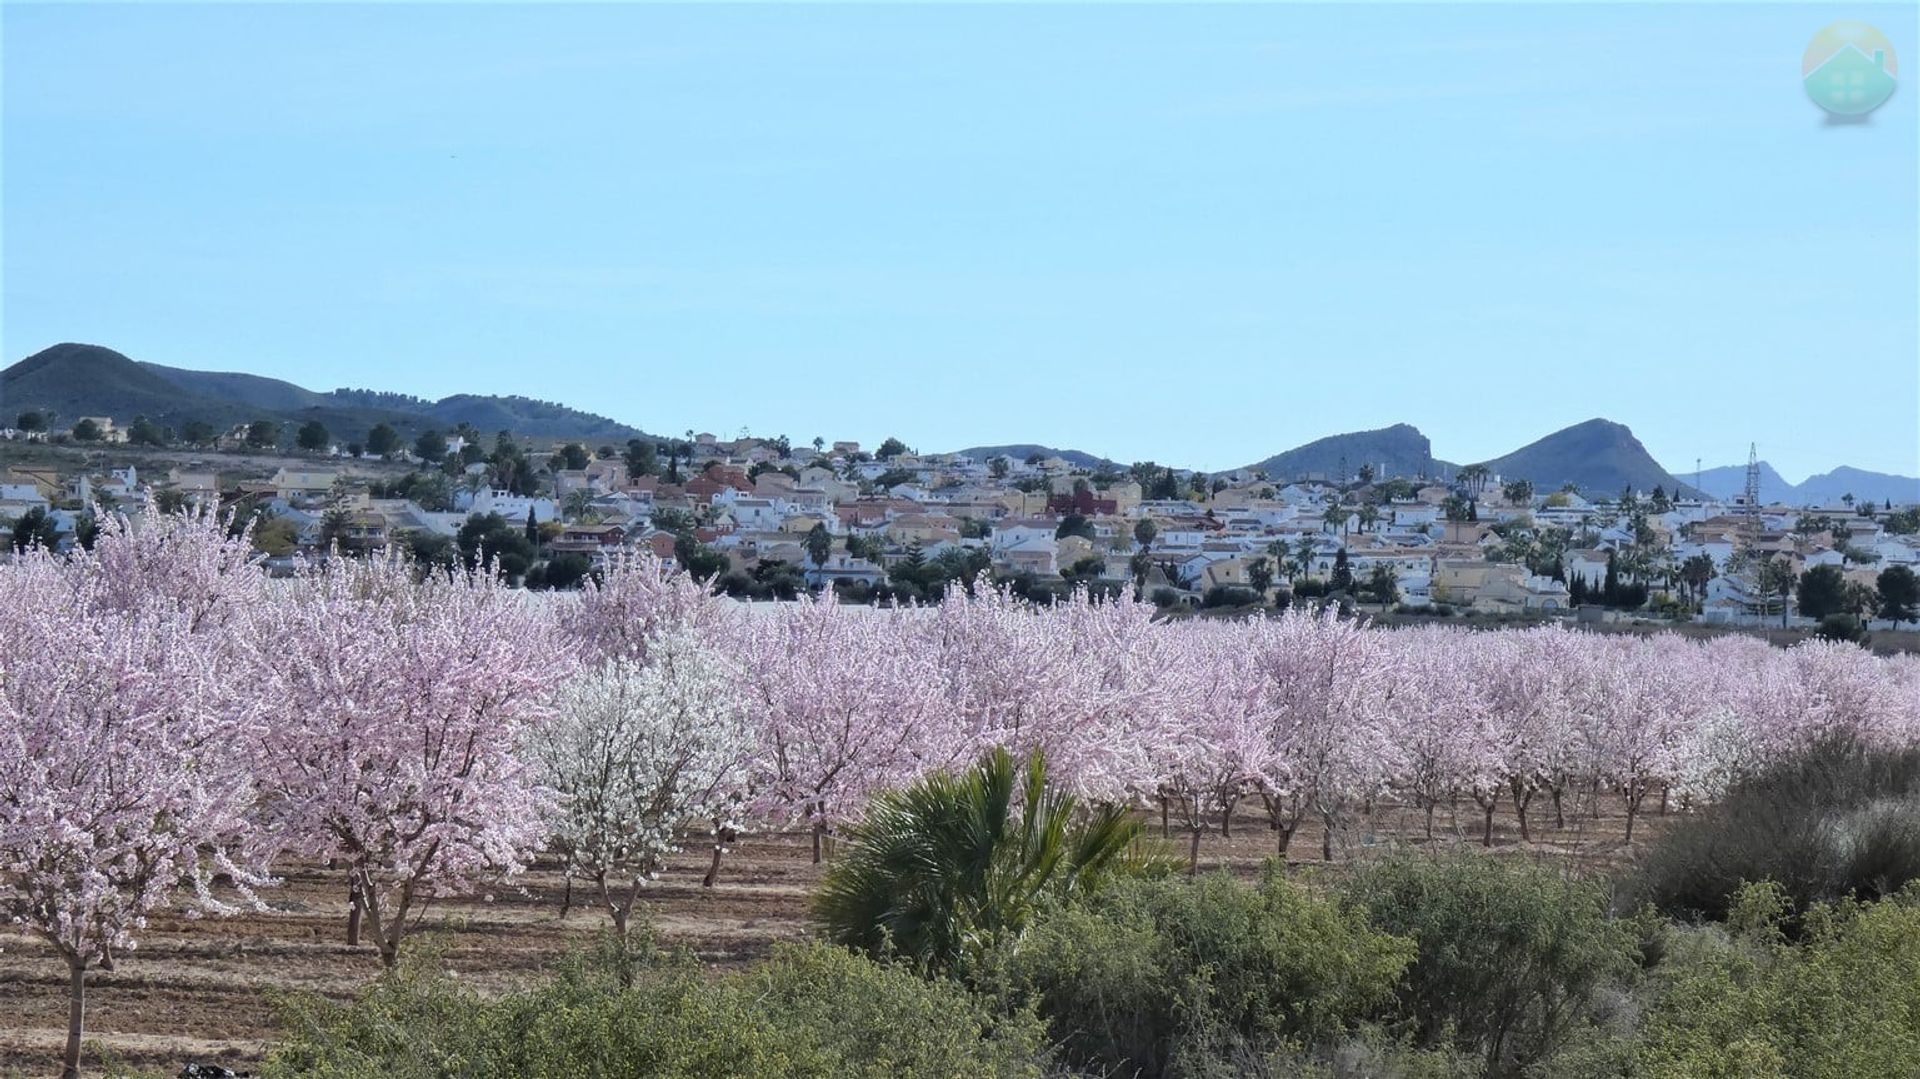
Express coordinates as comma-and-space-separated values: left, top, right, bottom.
1326, 506, 1351, 538
815, 747, 1151, 976
562, 488, 596, 520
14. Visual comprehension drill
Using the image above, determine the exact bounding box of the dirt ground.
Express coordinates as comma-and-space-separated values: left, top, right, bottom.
0, 797, 1661, 1078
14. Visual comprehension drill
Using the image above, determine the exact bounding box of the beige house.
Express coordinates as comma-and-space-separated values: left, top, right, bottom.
269, 468, 342, 504
888, 513, 962, 545
1200, 556, 1258, 592
1430, 559, 1495, 605
1473, 566, 1572, 612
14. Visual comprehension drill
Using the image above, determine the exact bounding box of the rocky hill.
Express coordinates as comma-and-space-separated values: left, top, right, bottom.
1241, 423, 1451, 482
1476, 418, 1694, 497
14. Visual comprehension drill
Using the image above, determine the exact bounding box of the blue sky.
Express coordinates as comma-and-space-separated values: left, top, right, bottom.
4, 3, 1916, 481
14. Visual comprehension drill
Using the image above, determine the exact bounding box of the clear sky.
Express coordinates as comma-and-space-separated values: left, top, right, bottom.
5, 3, 1916, 481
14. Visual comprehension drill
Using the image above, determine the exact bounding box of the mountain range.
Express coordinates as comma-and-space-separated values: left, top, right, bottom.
6, 343, 1914, 504
952, 444, 1124, 471
1686, 460, 1920, 508
2, 343, 648, 445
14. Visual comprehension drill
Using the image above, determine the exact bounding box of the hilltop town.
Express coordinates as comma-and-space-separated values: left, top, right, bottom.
4, 408, 1917, 635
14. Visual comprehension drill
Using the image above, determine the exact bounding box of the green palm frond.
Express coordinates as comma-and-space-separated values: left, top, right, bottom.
814, 747, 1151, 976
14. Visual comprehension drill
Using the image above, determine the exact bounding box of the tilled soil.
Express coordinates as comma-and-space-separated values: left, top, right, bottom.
0, 800, 1655, 1078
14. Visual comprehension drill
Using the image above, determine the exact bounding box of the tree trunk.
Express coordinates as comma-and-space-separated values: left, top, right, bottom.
1624, 783, 1648, 845
1551, 786, 1565, 830
703, 828, 736, 888
559, 873, 574, 919
61, 959, 85, 1079
1219, 801, 1233, 840
1277, 823, 1295, 858
1510, 778, 1533, 844
1473, 791, 1498, 848
1321, 808, 1337, 861
1188, 827, 1203, 875
811, 820, 824, 864
1424, 801, 1435, 840
347, 877, 363, 946
1659, 785, 1670, 816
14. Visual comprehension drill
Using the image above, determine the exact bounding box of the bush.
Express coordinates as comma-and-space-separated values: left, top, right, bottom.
1150, 587, 1181, 608
1341, 854, 1639, 1078
265, 936, 1044, 1079
1634, 739, 1920, 921
1637, 882, 1920, 1078
1814, 612, 1869, 644
984, 868, 1413, 1078
1201, 585, 1261, 609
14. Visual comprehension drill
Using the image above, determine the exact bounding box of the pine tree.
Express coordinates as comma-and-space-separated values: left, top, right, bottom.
1330, 547, 1354, 593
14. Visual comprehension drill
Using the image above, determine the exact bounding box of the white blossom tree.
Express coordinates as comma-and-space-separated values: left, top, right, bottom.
534, 633, 755, 936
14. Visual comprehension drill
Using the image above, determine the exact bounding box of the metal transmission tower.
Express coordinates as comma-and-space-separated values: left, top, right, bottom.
1742, 443, 1763, 531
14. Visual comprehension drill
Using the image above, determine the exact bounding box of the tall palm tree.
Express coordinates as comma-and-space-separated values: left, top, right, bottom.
815, 747, 1151, 976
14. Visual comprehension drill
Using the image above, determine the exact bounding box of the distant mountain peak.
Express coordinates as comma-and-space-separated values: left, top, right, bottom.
1239, 423, 1448, 482
1475, 418, 1693, 496
1686, 457, 1920, 506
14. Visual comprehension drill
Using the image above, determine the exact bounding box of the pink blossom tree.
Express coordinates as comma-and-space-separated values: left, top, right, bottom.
0, 510, 273, 1079
1249, 609, 1402, 860
742, 595, 950, 860
928, 582, 1168, 805
562, 549, 734, 664
1155, 623, 1271, 871
257, 554, 563, 966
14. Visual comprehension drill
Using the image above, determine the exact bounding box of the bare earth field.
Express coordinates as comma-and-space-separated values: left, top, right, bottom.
0, 799, 1661, 1078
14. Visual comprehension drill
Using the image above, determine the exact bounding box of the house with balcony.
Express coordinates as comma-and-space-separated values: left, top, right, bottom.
550, 522, 630, 557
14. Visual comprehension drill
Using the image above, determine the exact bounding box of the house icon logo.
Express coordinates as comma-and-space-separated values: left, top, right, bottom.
1803, 21, 1898, 116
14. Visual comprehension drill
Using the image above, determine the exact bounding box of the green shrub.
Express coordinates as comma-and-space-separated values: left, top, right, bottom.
1201, 585, 1261, 609
1634, 739, 1920, 921
1813, 613, 1869, 644
984, 868, 1413, 1078
264, 937, 1043, 1079
1341, 854, 1639, 1078
814, 747, 1154, 976
1638, 882, 1920, 1078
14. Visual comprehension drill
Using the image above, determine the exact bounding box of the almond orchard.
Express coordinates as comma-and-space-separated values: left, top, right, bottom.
4, 508, 1919, 1078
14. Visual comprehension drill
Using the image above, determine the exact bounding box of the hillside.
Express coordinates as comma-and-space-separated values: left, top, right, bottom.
3, 344, 257, 429
1241, 423, 1450, 482
4, 343, 648, 444
953, 444, 1123, 470
1477, 419, 1692, 496
139, 362, 331, 412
